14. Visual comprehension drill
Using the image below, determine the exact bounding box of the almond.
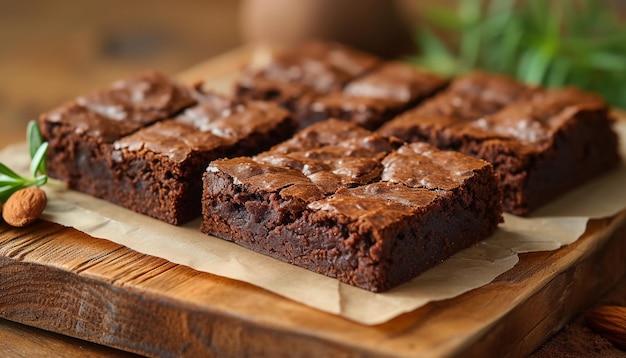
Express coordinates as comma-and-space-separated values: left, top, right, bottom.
2, 187, 47, 227
585, 305, 626, 350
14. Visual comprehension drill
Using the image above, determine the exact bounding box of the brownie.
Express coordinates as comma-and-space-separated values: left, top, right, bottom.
299, 61, 448, 130
39, 71, 196, 203
40, 73, 296, 225
379, 72, 621, 215
201, 119, 503, 292
235, 41, 382, 126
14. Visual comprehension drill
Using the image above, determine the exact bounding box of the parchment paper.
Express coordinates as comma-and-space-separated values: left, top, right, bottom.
1, 122, 625, 325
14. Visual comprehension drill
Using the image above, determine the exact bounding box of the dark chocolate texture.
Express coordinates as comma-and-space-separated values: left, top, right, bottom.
379, 72, 620, 214
236, 41, 381, 110
301, 61, 448, 129
40, 73, 296, 224
201, 119, 503, 292
236, 42, 446, 129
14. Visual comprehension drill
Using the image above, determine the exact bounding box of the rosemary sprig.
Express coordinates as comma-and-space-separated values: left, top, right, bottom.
0, 121, 48, 202
410, 0, 626, 108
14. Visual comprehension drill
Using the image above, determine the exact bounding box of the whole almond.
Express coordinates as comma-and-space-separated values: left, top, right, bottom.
2, 187, 47, 227
585, 305, 626, 349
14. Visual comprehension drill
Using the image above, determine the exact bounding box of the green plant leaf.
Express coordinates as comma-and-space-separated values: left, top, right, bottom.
1, 121, 49, 203
546, 57, 571, 87
30, 142, 48, 178
413, 27, 459, 75
0, 174, 24, 186
0, 162, 22, 179
412, 0, 626, 108
415, 27, 455, 59
587, 52, 626, 72
33, 175, 48, 187
27, 120, 44, 159
517, 49, 552, 85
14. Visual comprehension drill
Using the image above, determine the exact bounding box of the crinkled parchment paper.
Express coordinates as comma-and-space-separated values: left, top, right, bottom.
1, 122, 624, 325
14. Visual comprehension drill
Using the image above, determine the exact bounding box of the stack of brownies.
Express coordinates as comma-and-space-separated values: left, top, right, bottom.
39, 41, 620, 292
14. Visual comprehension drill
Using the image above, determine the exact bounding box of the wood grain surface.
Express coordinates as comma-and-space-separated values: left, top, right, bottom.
1, 209, 625, 357
0, 318, 139, 358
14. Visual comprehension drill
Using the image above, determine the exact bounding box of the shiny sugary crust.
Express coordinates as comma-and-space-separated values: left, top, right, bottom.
301, 61, 448, 130
235, 42, 446, 130
378, 72, 621, 215
201, 119, 503, 292
39, 73, 297, 225
235, 41, 382, 110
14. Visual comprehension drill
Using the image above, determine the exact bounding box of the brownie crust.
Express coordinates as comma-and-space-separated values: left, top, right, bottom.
201, 119, 502, 292
379, 72, 621, 215
39, 71, 196, 205
236, 40, 381, 113
40, 74, 296, 225
300, 62, 448, 130
236, 42, 447, 130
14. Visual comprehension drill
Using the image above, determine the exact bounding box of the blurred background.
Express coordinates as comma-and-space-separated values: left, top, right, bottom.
1, 0, 625, 149
0, 0, 425, 149
0, 0, 241, 147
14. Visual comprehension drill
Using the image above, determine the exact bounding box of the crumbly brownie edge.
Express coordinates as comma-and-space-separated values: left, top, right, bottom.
200, 167, 312, 243
377, 164, 503, 291
201, 162, 502, 292
101, 109, 296, 226
37, 115, 119, 199
289, 165, 502, 292
300, 99, 410, 131
511, 110, 620, 214
38, 117, 197, 225
228, 112, 298, 158
377, 113, 450, 148
379, 108, 621, 215
461, 109, 620, 215
40, 93, 295, 226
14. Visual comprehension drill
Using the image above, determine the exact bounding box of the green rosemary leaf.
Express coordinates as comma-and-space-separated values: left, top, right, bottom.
30, 142, 48, 178
413, 0, 626, 108
27, 120, 43, 159
517, 49, 549, 84
33, 175, 48, 187
0, 162, 22, 179
458, 0, 482, 69
546, 57, 572, 87
412, 27, 458, 75
499, 23, 524, 74
587, 52, 626, 72
0, 174, 24, 186
0, 122, 49, 203
415, 27, 455, 60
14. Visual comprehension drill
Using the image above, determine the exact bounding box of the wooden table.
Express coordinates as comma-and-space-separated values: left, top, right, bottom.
2, 49, 626, 357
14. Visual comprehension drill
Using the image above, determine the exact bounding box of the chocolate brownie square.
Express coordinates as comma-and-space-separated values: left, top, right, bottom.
299, 61, 448, 130
379, 73, 620, 214
40, 73, 296, 225
201, 119, 502, 292
235, 41, 382, 123
111, 90, 296, 224
39, 71, 196, 202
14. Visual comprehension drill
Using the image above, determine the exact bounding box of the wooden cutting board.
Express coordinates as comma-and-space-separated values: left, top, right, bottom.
2, 47, 626, 357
